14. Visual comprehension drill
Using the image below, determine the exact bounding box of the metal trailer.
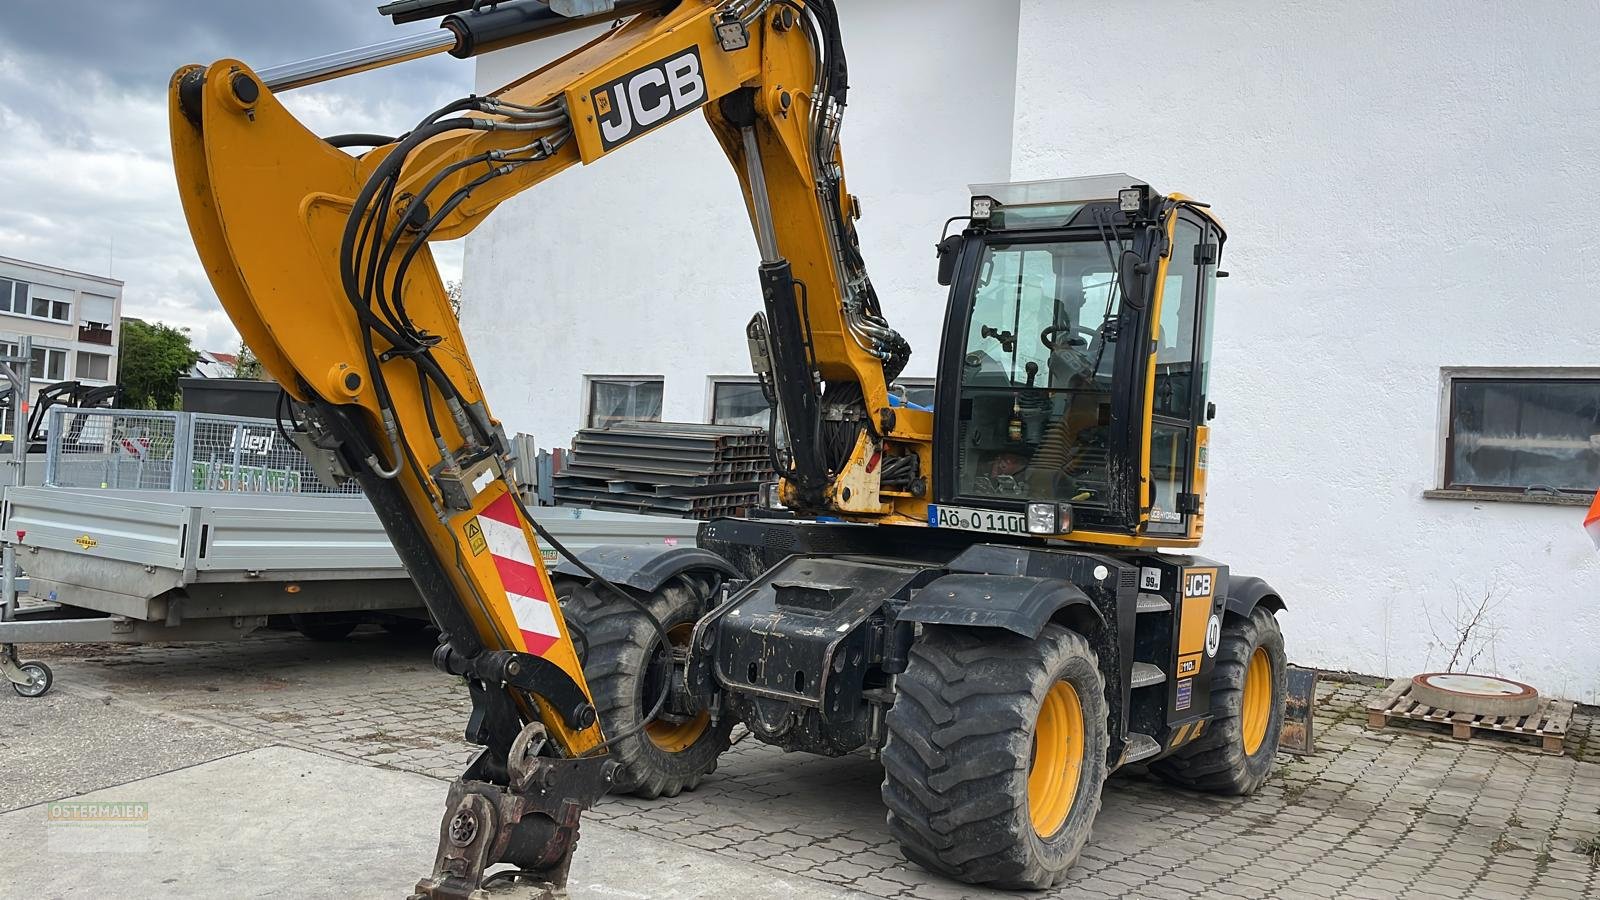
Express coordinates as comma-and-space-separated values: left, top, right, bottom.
0, 486, 700, 695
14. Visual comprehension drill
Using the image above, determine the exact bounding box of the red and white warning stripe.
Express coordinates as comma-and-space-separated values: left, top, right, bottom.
476, 494, 561, 656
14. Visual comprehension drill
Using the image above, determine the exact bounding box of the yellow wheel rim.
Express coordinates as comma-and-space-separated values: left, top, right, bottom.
645, 624, 710, 753
1027, 680, 1084, 839
1241, 647, 1272, 755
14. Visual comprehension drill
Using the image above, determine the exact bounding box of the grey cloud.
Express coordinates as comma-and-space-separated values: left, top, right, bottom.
0, 0, 472, 352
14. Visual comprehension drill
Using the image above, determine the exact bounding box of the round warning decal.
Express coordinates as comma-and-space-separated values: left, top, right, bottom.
1204, 614, 1221, 657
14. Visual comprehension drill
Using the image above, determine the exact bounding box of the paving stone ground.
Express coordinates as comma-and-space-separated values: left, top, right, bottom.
10, 629, 1600, 899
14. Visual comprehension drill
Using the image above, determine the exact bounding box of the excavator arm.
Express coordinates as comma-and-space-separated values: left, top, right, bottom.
168, 1, 915, 896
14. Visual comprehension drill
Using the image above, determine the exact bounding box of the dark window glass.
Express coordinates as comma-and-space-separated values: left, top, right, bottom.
587, 378, 663, 428
955, 239, 1120, 504
1447, 378, 1600, 494
711, 381, 768, 427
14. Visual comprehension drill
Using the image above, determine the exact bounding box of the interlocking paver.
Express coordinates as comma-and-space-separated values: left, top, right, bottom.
25, 632, 1600, 899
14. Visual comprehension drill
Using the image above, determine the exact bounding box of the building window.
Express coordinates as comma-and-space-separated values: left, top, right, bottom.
586, 377, 663, 428
709, 379, 770, 427
0, 279, 25, 315
77, 351, 111, 381
29, 347, 67, 382
1439, 369, 1600, 498
0, 278, 70, 322
891, 378, 936, 409
3, 343, 69, 382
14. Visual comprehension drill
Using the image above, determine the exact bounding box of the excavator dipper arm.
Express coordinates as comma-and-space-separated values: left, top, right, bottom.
168, 1, 910, 896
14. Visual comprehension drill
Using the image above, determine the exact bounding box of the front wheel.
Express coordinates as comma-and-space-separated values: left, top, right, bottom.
12, 661, 53, 697
561, 573, 732, 799
1151, 606, 1286, 794
882, 624, 1110, 889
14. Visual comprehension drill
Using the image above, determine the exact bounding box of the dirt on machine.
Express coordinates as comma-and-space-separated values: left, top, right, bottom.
168, 0, 1289, 894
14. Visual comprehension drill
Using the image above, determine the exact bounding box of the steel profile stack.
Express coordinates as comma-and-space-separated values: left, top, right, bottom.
553, 421, 772, 518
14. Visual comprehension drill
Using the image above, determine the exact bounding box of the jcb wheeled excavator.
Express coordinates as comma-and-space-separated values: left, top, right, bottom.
170, 0, 1288, 893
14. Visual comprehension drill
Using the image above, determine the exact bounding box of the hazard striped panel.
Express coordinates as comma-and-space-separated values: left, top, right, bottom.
475, 493, 561, 656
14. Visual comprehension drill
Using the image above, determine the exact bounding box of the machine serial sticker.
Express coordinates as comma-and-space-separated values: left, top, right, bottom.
464, 520, 487, 556
1140, 567, 1161, 590
1176, 677, 1193, 711
927, 504, 1027, 536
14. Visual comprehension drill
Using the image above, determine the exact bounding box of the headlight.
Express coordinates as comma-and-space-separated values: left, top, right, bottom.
1026, 502, 1073, 535
1026, 502, 1057, 534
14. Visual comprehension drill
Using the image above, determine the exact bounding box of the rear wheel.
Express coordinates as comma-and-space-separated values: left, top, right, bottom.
560, 574, 731, 799
882, 624, 1110, 889
290, 613, 358, 642
1151, 606, 1285, 794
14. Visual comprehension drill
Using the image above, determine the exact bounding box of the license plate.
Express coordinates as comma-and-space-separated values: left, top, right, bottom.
928, 504, 1028, 536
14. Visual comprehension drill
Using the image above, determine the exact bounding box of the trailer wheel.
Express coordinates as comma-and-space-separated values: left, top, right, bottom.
12, 661, 52, 698
882, 624, 1110, 889
1151, 606, 1285, 794
289, 613, 358, 642
561, 574, 731, 799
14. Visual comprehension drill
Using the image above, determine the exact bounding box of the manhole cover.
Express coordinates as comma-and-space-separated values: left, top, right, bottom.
1409, 672, 1540, 717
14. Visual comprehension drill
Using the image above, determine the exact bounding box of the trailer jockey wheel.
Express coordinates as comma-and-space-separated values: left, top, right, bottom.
1152, 606, 1286, 794
560, 573, 732, 799
11, 661, 52, 698
882, 624, 1110, 889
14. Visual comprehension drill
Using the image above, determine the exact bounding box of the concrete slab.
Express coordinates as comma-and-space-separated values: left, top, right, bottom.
0, 745, 864, 900
0, 688, 258, 812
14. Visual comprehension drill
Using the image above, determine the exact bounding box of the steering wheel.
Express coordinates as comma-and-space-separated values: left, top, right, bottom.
1040, 324, 1098, 351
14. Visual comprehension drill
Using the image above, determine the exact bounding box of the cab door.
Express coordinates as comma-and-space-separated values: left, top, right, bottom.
1143, 213, 1220, 536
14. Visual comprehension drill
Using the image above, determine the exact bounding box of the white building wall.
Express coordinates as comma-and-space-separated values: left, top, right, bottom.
1014, 1, 1600, 700
463, 0, 1020, 444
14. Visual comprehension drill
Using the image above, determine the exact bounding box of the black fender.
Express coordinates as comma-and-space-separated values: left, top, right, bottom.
552, 544, 738, 594
1224, 574, 1286, 620
898, 573, 1104, 640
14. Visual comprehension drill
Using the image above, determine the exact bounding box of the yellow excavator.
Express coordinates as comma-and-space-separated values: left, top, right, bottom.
170, 1, 1287, 894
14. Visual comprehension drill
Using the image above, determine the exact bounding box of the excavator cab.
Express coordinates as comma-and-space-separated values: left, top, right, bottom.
930, 175, 1226, 548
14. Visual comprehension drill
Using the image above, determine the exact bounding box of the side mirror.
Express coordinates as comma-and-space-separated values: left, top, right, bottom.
936, 235, 962, 286
1118, 249, 1148, 307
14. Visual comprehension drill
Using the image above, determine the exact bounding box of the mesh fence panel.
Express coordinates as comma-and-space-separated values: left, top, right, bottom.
46, 410, 181, 490
46, 408, 362, 495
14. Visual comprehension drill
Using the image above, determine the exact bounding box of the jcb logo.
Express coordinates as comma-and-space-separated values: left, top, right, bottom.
592, 47, 706, 151
1183, 572, 1213, 599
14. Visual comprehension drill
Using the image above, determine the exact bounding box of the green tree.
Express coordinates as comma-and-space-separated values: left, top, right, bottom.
119, 319, 199, 409
232, 340, 264, 379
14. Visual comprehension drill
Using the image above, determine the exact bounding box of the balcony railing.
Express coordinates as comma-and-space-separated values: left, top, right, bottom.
78, 324, 113, 345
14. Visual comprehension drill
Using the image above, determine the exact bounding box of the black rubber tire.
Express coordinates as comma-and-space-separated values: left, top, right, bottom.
380, 618, 431, 635
882, 624, 1110, 889
290, 613, 359, 642
560, 573, 732, 799
1151, 606, 1286, 794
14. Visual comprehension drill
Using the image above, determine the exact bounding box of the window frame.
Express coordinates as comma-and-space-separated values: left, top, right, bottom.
0, 278, 72, 323
704, 375, 771, 428
583, 374, 664, 429
76, 350, 112, 382
1431, 366, 1600, 505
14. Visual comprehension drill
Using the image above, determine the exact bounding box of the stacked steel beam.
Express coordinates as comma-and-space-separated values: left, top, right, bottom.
553, 421, 772, 519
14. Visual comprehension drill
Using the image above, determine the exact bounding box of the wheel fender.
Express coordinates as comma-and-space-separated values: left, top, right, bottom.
899, 574, 1103, 640
551, 544, 738, 593
1224, 574, 1286, 620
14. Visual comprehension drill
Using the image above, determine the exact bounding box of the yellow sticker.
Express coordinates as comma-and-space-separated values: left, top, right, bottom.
464, 520, 487, 556
594, 89, 612, 117
75, 534, 98, 550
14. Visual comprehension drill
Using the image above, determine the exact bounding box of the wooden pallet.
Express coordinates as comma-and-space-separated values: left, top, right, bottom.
1366, 678, 1574, 755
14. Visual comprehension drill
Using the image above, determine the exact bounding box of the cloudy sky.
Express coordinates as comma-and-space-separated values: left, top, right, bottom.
0, 1, 473, 352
